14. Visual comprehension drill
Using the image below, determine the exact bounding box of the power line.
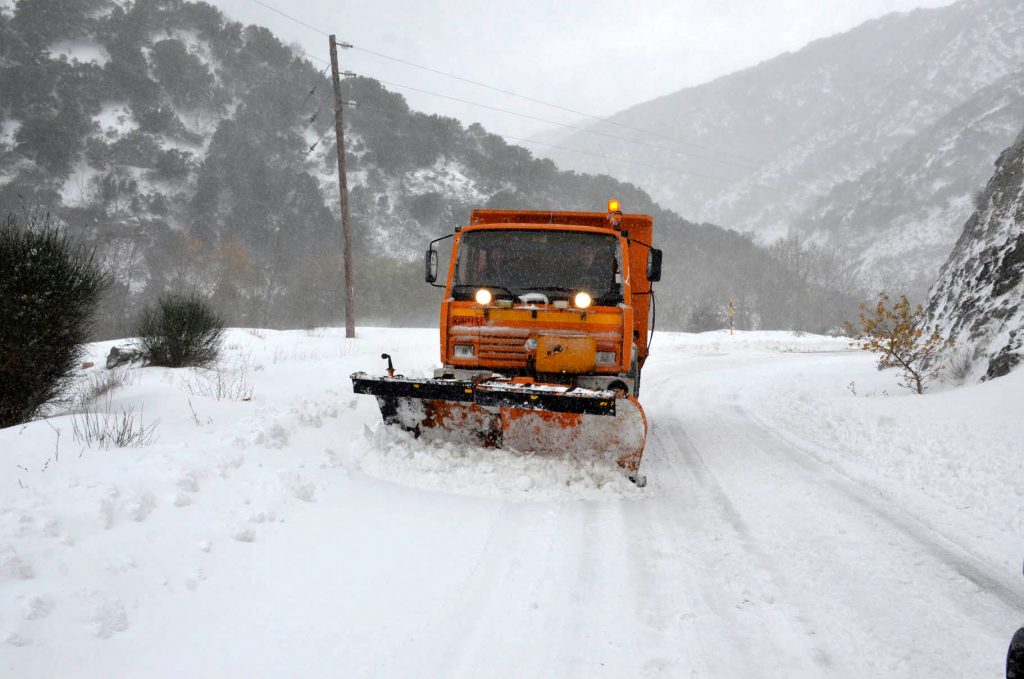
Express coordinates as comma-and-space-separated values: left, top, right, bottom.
286, 75, 774, 190
242, 0, 761, 165
498, 132, 776, 191
241, 18, 775, 191
247, 0, 329, 37
285, 46, 757, 171
341, 99, 774, 191
371, 76, 757, 171
350, 45, 759, 165
303, 62, 331, 104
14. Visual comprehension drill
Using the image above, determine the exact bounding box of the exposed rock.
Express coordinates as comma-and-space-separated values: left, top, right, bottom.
105, 346, 141, 370
926, 123, 1024, 381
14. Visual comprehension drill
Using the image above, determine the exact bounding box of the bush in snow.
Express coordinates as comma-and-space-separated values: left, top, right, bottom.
0, 212, 107, 427
845, 292, 952, 394
134, 292, 225, 368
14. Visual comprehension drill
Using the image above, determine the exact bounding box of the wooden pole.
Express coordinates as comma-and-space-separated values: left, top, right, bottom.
329, 34, 355, 338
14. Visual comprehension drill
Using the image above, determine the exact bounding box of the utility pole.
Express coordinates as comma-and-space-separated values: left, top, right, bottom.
329, 34, 355, 338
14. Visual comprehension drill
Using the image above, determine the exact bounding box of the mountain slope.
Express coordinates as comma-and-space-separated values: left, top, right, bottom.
926, 122, 1024, 379
538, 0, 1024, 245
794, 70, 1024, 294
0, 0, 862, 336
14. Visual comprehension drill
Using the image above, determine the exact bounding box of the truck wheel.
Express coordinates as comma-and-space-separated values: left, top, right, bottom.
1009, 627, 1024, 679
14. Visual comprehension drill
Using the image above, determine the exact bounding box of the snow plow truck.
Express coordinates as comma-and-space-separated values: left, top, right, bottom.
350, 201, 662, 486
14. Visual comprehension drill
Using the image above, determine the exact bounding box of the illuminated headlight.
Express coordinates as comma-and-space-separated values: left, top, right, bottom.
453, 344, 475, 358
596, 351, 616, 365
475, 288, 492, 305
574, 291, 592, 309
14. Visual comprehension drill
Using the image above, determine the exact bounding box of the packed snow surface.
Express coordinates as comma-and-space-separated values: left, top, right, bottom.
1, 328, 1021, 677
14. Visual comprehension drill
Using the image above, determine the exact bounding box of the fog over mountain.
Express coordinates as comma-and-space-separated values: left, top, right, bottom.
0, 0, 862, 337
536, 0, 1024, 291
796, 70, 1024, 295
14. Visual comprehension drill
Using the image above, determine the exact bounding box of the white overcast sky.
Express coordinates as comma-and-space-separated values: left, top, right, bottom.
209, 0, 954, 140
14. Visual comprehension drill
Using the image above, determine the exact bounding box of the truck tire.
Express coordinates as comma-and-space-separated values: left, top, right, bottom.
1009, 627, 1024, 679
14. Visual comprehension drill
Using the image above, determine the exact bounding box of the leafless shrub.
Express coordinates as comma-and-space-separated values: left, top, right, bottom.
73, 368, 133, 412
245, 328, 266, 339
72, 396, 159, 448
187, 398, 212, 427
972, 188, 988, 211
184, 350, 255, 401
943, 349, 975, 384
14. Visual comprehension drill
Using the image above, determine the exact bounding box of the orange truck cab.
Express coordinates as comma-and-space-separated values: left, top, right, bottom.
428, 205, 661, 396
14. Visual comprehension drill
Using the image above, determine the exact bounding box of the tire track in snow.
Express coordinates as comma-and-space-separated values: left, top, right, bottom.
640, 422, 836, 676
678, 406, 1014, 676
436, 502, 584, 678
419, 503, 524, 676
740, 405, 1024, 613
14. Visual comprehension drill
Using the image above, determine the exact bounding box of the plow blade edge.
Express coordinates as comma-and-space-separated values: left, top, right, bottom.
351, 373, 647, 475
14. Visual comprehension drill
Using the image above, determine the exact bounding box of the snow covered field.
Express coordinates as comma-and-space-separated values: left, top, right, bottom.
1, 328, 1021, 677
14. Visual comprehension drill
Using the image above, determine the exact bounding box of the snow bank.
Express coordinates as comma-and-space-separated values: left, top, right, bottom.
654, 328, 852, 354
711, 345, 1024, 573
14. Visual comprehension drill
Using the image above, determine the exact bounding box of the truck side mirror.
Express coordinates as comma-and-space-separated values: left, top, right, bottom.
425, 248, 438, 284
647, 248, 663, 282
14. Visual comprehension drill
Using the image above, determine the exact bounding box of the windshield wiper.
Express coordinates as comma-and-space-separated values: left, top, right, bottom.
521, 286, 576, 293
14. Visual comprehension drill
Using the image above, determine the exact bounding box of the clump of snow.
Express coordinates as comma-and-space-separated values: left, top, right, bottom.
93, 103, 136, 136
351, 424, 641, 501
0, 119, 20, 146
48, 41, 110, 66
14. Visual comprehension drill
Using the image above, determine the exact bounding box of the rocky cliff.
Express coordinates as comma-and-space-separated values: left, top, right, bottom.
926, 123, 1024, 379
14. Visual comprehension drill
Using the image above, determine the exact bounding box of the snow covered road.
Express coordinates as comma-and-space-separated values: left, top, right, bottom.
2, 329, 1021, 677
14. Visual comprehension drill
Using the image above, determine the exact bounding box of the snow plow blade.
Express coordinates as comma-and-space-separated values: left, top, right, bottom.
351, 372, 648, 483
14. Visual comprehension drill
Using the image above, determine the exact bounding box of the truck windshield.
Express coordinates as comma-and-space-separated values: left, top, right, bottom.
453, 229, 622, 304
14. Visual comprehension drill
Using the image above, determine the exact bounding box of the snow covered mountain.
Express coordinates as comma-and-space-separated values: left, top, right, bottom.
537, 0, 1024, 264
926, 122, 1024, 380
794, 70, 1024, 295
0, 0, 865, 336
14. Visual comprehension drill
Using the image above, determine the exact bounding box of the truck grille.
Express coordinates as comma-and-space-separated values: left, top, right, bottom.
476, 331, 530, 367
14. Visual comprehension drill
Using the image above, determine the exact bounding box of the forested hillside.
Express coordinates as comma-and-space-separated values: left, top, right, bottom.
0, 0, 860, 337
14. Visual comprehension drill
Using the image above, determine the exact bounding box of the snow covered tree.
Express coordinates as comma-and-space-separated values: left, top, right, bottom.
845, 292, 952, 394
0, 211, 107, 427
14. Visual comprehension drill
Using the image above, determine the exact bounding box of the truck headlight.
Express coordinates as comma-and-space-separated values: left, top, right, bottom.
574, 291, 592, 309
596, 351, 615, 364
475, 289, 492, 305
454, 344, 475, 358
